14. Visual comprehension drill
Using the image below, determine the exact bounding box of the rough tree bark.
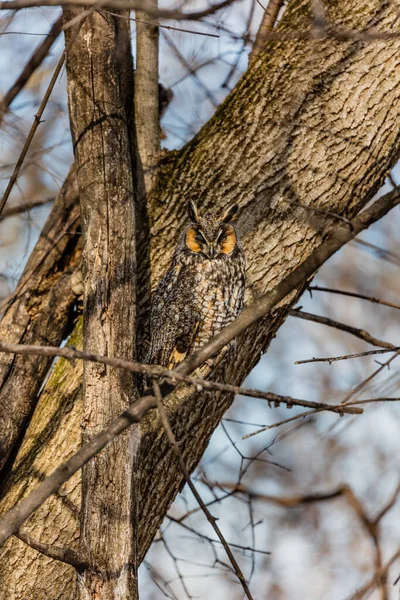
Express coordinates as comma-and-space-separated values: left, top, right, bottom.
0, 167, 80, 474
63, 8, 139, 598
1, 0, 400, 597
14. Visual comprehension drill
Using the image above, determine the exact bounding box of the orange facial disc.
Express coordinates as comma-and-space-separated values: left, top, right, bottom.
220, 225, 236, 254
186, 228, 202, 252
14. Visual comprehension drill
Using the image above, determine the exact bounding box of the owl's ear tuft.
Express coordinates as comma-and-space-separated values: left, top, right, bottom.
220, 204, 239, 223
187, 200, 200, 223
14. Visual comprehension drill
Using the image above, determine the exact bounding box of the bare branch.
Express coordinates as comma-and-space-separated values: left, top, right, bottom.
0, 14, 63, 124
307, 286, 400, 311
0, 197, 54, 220
0, 53, 64, 217
349, 549, 400, 600
295, 347, 400, 365
341, 350, 400, 405
153, 381, 254, 600
167, 516, 271, 556
0, 341, 362, 417
291, 309, 396, 350
251, 0, 285, 59
0, 0, 237, 20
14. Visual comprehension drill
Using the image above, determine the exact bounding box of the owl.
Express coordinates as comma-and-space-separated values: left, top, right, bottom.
147, 200, 246, 371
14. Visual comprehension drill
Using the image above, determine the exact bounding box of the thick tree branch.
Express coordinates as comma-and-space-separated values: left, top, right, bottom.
0, 167, 80, 474
135, 0, 160, 193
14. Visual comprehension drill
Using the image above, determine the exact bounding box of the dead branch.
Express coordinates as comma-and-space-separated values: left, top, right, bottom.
0, 340, 363, 417
0, 14, 63, 124
153, 381, 254, 600
0, 54, 64, 217
290, 310, 396, 350
295, 347, 400, 365
307, 286, 400, 311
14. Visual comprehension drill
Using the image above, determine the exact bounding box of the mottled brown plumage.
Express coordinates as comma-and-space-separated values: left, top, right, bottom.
147, 201, 245, 370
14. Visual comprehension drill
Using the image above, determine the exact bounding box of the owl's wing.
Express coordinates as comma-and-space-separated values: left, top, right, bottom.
148, 264, 200, 369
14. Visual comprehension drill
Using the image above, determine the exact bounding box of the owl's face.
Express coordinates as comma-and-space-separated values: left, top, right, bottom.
185, 200, 239, 260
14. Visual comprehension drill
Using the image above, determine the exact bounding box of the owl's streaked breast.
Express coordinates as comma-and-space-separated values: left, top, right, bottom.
147, 201, 246, 369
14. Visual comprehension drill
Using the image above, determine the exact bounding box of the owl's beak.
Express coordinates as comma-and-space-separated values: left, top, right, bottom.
207, 244, 216, 259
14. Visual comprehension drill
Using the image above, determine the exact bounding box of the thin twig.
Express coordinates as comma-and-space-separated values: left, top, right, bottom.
349, 549, 400, 600
295, 347, 400, 365
242, 408, 327, 439
162, 30, 219, 107
0, 14, 63, 124
152, 381, 254, 600
0, 0, 237, 20
167, 516, 271, 556
102, 10, 219, 37
284, 198, 353, 226
0, 197, 54, 220
307, 286, 400, 311
340, 350, 400, 405
0, 53, 65, 217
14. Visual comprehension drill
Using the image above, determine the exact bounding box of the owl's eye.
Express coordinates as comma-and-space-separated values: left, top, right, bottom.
219, 226, 236, 254
216, 230, 227, 244
186, 227, 204, 253
195, 230, 207, 244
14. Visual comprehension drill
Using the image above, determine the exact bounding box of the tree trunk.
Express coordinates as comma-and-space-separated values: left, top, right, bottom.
63, 8, 139, 598
1, 0, 400, 597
